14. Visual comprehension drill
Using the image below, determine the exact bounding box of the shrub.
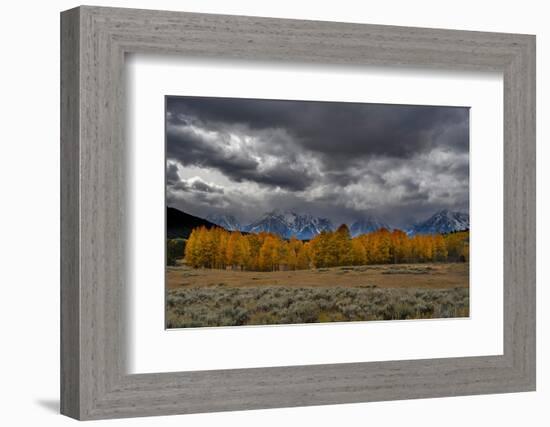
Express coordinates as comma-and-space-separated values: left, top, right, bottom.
166, 286, 469, 328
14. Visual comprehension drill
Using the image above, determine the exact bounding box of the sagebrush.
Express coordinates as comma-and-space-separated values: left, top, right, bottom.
166, 286, 469, 328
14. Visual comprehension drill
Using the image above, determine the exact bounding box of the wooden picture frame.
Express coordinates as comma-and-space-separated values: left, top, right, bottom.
60, 5, 536, 420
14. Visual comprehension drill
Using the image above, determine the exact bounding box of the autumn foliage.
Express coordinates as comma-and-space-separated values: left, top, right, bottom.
183, 225, 469, 271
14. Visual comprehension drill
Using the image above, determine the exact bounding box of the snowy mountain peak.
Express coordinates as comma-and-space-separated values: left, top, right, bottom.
205, 213, 242, 231
407, 210, 469, 235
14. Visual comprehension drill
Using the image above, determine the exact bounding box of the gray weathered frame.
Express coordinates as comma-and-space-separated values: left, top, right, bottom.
60, 5, 536, 420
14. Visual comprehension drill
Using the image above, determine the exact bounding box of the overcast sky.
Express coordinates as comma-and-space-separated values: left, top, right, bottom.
166, 96, 469, 228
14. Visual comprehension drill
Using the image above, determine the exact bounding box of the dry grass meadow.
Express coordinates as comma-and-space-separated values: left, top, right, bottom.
166, 263, 469, 328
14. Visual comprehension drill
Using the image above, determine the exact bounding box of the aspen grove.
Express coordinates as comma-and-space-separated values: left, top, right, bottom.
183, 224, 469, 271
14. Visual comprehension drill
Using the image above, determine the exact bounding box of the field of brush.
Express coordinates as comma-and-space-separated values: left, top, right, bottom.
166, 263, 469, 328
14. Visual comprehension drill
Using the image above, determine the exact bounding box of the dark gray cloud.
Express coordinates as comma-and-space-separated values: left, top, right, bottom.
166, 121, 315, 191
166, 163, 180, 185
167, 96, 468, 160
165, 96, 469, 227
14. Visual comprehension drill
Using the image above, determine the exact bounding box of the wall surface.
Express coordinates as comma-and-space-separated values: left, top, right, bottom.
0, 0, 547, 425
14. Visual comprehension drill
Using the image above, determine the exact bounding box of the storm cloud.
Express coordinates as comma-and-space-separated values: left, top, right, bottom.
166, 96, 469, 228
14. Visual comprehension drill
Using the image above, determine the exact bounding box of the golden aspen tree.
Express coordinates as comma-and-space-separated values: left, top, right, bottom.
365, 232, 377, 263
417, 235, 433, 262
194, 227, 206, 267
334, 224, 353, 266
376, 228, 392, 264
356, 234, 372, 264
200, 226, 217, 268
433, 234, 448, 261
184, 228, 200, 268
309, 231, 336, 268
246, 233, 261, 271
225, 232, 243, 269
259, 235, 280, 271
286, 237, 302, 270
308, 233, 321, 267
215, 229, 229, 269
414, 235, 425, 262
209, 227, 219, 268
236, 233, 250, 270
364, 230, 381, 264
409, 235, 418, 262
186, 226, 209, 268
296, 242, 311, 270
276, 240, 286, 270
350, 238, 367, 265
390, 229, 409, 263
326, 231, 340, 267
444, 231, 469, 262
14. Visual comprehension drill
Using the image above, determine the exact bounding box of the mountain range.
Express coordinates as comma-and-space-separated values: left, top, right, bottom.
205, 213, 241, 231
169, 207, 469, 240
243, 210, 334, 240
406, 209, 469, 236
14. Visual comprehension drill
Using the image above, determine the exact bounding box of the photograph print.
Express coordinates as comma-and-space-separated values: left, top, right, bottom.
165, 96, 470, 329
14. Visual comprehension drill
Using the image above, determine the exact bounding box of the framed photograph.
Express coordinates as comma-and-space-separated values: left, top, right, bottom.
61, 6, 536, 420
164, 96, 471, 329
